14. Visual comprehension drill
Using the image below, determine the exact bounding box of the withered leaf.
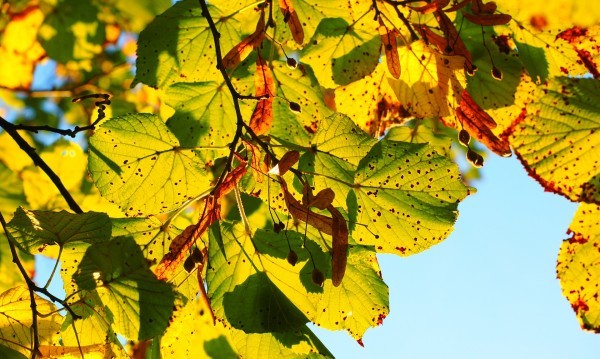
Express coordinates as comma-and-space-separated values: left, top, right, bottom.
462, 12, 511, 26
222, 16, 265, 69
278, 0, 304, 44
249, 57, 276, 135
270, 150, 300, 176
432, 11, 477, 74
280, 178, 333, 236
454, 91, 512, 157
409, 0, 450, 14
327, 205, 348, 287
378, 20, 401, 79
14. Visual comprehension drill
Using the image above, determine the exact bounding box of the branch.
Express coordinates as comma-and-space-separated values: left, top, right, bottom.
0, 116, 83, 214
380, 0, 420, 41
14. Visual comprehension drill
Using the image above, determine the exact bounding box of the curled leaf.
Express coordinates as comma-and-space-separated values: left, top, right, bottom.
269, 150, 300, 176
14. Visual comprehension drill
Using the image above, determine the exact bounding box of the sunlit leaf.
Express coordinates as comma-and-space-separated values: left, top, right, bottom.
509, 77, 600, 203
301, 13, 380, 88
88, 113, 211, 217
113, 0, 171, 33
0, 163, 26, 214
73, 236, 175, 340
7, 207, 111, 254
557, 203, 600, 333
38, 0, 105, 63
206, 221, 309, 333
135, 0, 248, 88
389, 40, 466, 119
0, 286, 62, 357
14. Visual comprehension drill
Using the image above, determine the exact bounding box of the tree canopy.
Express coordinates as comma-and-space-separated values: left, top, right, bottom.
0, 0, 599, 357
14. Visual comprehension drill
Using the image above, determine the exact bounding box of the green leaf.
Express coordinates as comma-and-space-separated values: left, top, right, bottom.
557, 203, 600, 333
73, 236, 175, 340
0, 162, 26, 214
385, 119, 453, 155
301, 16, 380, 88
513, 39, 549, 83
254, 229, 389, 339
111, 217, 179, 267
113, 0, 171, 33
38, 0, 105, 63
88, 113, 211, 217
351, 139, 471, 254
510, 77, 600, 203
0, 286, 62, 357
7, 208, 111, 254
206, 221, 309, 333
135, 0, 247, 88
0, 345, 26, 359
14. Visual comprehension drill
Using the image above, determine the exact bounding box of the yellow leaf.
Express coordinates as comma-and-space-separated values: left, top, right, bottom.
0, 7, 45, 89
557, 203, 600, 332
389, 40, 465, 119
0, 132, 34, 172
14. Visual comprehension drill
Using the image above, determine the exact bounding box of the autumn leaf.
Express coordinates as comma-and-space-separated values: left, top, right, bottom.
249, 57, 276, 135
409, 0, 450, 14
557, 203, 600, 332
378, 20, 401, 79
278, 0, 304, 44
462, 12, 512, 26
222, 16, 265, 70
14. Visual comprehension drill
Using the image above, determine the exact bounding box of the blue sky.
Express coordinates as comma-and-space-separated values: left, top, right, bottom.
312, 154, 600, 358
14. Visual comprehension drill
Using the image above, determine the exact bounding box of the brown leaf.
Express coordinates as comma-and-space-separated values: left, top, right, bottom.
222, 16, 265, 69
378, 20, 401, 79
432, 11, 477, 74
462, 12, 511, 26
409, 0, 450, 14
327, 205, 348, 287
155, 162, 247, 279
270, 150, 300, 176
278, 0, 304, 44
454, 91, 512, 157
471, 0, 497, 14
303, 187, 335, 210
196, 248, 216, 324
444, 0, 472, 12
280, 178, 333, 236
243, 139, 267, 183
249, 57, 276, 135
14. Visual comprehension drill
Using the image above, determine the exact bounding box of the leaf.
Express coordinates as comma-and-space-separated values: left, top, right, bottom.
462, 12, 511, 26
555, 26, 600, 79
0, 6, 45, 89
378, 21, 401, 79
409, 0, 450, 14
112, 0, 172, 33
557, 203, 600, 332
222, 16, 265, 69
508, 78, 600, 203
206, 221, 309, 333
0, 286, 62, 357
7, 208, 111, 254
88, 113, 211, 217
249, 57, 276, 136
431, 10, 476, 74
21, 140, 87, 210
278, 0, 304, 44
334, 62, 401, 135
38, 0, 105, 63
327, 205, 348, 287
352, 139, 471, 254
135, 0, 248, 88
253, 229, 389, 340
73, 236, 175, 340
271, 150, 300, 176
301, 17, 380, 88
389, 40, 466, 119
0, 163, 26, 214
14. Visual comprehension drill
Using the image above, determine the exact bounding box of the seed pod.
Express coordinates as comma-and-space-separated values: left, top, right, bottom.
491, 66, 503, 80
286, 57, 298, 69
274, 221, 285, 233
287, 250, 298, 266
289, 101, 301, 113
190, 247, 204, 263
458, 129, 470, 147
311, 268, 325, 287
466, 149, 484, 168
183, 256, 195, 273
